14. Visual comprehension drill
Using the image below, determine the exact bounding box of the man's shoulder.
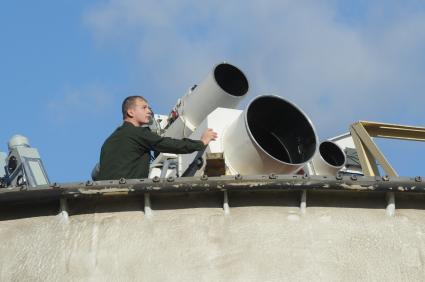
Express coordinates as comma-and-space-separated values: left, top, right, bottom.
104, 122, 158, 145
121, 123, 160, 141
114, 122, 146, 134
120, 122, 151, 132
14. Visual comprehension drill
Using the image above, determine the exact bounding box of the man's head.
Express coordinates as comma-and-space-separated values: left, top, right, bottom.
122, 96, 152, 126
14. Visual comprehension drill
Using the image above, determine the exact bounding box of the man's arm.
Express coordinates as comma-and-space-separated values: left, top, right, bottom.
141, 128, 217, 154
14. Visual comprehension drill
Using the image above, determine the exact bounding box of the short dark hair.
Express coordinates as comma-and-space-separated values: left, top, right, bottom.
122, 96, 148, 119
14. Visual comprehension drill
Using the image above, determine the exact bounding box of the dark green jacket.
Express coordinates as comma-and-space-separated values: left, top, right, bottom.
98, 122, 205, 180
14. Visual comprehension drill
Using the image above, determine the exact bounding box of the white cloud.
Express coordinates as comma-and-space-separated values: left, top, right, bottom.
84, 0, 425, 138
46, 84, 114, 124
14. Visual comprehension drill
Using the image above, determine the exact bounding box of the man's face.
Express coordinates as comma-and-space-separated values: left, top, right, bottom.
128, 98, 152, 125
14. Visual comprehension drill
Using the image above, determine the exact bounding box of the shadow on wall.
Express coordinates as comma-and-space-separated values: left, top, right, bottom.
0, 200, 60, 221
1, 191, 425, 221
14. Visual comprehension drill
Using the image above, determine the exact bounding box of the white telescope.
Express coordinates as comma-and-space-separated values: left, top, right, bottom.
164, 62, 249, 138
221, 95, 319, 175
310, 140, 346, 175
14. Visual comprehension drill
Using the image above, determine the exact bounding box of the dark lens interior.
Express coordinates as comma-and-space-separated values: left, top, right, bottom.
247, 96, 317, 164
214, 64, 249, 96
319, 142, 345, 167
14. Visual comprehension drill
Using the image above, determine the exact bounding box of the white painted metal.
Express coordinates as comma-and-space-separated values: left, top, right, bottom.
176, 95, 320, 177
300, 190, 307, 214
0, 152, 6, 178
144, 193, 153, 217
58, 198, 69, 221
6, 140, 50, 187
223, 95, 318, 175
149, 114, 169, 135
8, 134, 30, 150
178, 108, 242, 176
386, 192, 396, 217
330, 132, 355, 148
223, 191, 230, 215
162, 117, 195, 140
310, 140, 346, 176
329, 133, 363, 175
148, 167, 162, 178
164, 62, 248, 139
149, 153, 178, 178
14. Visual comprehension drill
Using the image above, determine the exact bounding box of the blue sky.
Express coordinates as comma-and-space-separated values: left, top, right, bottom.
1, 1, 424, 182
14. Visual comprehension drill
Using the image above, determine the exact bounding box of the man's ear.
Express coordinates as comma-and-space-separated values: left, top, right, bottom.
126, 108, 135, 118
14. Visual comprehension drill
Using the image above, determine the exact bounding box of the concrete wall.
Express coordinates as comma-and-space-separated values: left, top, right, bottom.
1, 191, 425, 281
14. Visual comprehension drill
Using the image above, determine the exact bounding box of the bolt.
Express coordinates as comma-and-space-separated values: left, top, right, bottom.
269, 173, 277, 179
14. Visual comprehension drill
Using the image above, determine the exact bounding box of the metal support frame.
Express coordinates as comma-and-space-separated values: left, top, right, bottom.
300, 190, 307, 214
350, 121, 425, 216
223, 190, 230, 215
144, 193, 153, 217
58, 198, 69, 221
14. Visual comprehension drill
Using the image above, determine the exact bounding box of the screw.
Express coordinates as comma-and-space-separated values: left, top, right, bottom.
269, 173, 277, 179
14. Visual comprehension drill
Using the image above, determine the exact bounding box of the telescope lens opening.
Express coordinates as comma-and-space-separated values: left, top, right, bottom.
319, 141, 345, 167
214, 63, 249, 97
247, 96, 317, 164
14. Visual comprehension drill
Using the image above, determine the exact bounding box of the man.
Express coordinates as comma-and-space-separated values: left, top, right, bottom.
97, 96, 217, 180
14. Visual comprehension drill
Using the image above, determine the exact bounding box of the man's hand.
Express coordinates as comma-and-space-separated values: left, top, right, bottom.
201, 128, 218, 146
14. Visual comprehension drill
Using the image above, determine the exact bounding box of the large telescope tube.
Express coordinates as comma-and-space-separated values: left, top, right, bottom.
311, 141, 346, 175
165, 63, 249, 138
224, 95, 318, 175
